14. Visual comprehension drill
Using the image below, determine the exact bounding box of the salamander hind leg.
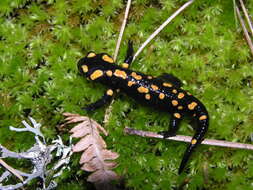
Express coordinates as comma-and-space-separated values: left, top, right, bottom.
83, 89, 115, 111
158, 112, 182, 138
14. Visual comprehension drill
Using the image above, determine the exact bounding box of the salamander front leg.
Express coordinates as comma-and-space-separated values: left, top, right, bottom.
122, 41, 134, 69
83, 89, 115, 111
158, 113, 182, 138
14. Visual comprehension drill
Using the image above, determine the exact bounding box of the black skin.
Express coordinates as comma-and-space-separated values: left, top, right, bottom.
77, 41, 209, 174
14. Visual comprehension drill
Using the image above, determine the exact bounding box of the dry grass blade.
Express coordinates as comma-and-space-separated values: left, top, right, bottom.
133, 0, 195, 62
0, 159, 24, 182
235, 3, 253, 56
63, 113, 119, 188
239, 0, 253, 37
113, 0, 132, 61
124, 127, 253, 150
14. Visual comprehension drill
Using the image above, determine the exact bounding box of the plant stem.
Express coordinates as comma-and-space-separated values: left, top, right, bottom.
113, 0, 132, 61
124, 127, 253, 150
133, 0, 195, 62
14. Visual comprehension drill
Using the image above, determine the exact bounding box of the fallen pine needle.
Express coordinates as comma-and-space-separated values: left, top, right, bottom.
124, 127, 253, 150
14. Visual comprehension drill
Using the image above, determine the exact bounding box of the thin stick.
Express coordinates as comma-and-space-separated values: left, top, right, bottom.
239, 0, 253, 37
124, 127, 253, 150
236, 5, 253, 56
133, 0, 195, 62
0, 158, 24, 182
113, 0, 132, 61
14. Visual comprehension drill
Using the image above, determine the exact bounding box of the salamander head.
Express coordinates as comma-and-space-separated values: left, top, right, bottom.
77, 51, 114, 81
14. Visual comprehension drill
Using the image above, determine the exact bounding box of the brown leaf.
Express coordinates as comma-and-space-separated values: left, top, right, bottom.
72, 135, 94, 152
87, 170, 119, 183
80, 145, 97, 164
101, 150, 119, 160
63, 113, 120, 186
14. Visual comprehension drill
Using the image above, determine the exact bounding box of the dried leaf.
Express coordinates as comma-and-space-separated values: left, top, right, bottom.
63, 113, 120, 187
101, 150, 119, 160
87, 170, 119, 183
80, 145, 97, 164
72, 135, 94, 152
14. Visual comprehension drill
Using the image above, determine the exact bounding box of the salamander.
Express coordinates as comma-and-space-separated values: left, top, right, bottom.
77, 42, 209, 174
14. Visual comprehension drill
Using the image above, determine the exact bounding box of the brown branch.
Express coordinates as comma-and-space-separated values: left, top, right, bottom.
124, 127, 253, 150
239, 0, 253, 37
235, 4, 253, 56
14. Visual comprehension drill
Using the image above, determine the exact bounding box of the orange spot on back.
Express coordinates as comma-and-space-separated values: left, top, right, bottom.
199, 115, 207, 120
106, 70, 112, 77
102, 55, 114, 63
82, 65, 88, 73
145, 94, 151, 100
151, 84, 159, 91
106, 89, 113, 96
188, 102, 198, 110
114, 69, 127, 79
87, 52, 96, 58
178, 92, 185, 99
137, 86, 149, 93
90, 70, 103, 80
163, 82, 172, 87
159, 93, 165, 99
174, 113, 181, 119
172, 100, 178, 106
122, 63, 129, 68
128, 81, 135, 87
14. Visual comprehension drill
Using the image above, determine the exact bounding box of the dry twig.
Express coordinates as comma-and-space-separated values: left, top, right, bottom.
133, 0, 195, 61
113, 0, 132, 61
124, 127, 253, 150
235, 2, 253, 56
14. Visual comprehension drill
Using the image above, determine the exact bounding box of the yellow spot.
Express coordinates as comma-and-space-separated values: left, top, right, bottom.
172, 89, 177, 94
87, 52, 96, 58
191, 139, 197, 145
199, 115, 207, 120
131, 72, 142, 80
178, 93, 185, 99
106, 70, 112, 77
174, 113, 181, 119
147, 76, 153, 79
188, 102, 198, 110
81, 65, 88, 73
106, 89, 113, 96
159, 93, 165, 99
137, 86, 149, 93
114, 69, 127, 79
122, 63, 129, 68
128, 81, 135, 87
145, 94, 151, 100
178, 106, 183, 110
172, 100, 178, 106
90, 70, 103, 80
102, 55, 114, 63
163, 82, 172, 87
151, 84, 159, 91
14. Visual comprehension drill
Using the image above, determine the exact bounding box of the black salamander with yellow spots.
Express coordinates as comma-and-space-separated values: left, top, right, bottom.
77, 42, 209, 174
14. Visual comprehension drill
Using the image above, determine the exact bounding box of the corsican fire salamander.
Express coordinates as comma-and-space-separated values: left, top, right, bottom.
77, 42, 209, 174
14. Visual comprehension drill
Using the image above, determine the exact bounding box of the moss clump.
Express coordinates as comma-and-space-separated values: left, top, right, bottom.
0, 0, 253, 189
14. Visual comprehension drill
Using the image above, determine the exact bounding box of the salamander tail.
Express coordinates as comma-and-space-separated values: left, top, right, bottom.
178, 115, 208, 174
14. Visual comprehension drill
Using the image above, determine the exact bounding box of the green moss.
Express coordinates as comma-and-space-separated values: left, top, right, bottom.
0, 0, 253, 189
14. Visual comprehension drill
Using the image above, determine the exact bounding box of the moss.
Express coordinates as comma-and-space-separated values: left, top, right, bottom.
0, 0, 253, 189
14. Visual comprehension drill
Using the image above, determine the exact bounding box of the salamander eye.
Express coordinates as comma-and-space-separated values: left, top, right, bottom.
86, 51, 96, 58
